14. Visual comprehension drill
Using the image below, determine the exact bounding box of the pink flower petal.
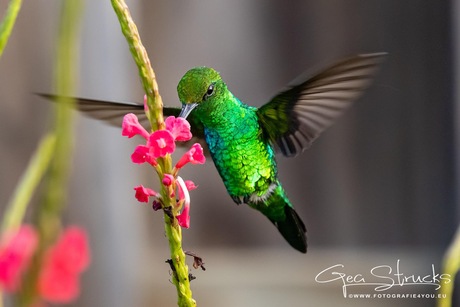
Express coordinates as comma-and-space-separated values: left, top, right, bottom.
131, 145, 158, 166
131, 145, 149, 164
165, 116, 192, 141
0, 225, 38, 292
38, 265, 79, 303
122, 113, 150, 140
147, 130, 175, 158
52, 227, 90, 273
176, 177, 190, 228
175, 143, 206, 169
185, 180, 198, 191
134, 185, 158, 203
162, 174, 174, 186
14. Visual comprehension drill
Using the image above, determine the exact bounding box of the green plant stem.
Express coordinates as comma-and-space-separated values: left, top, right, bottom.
164, 214, 196, 307
37, 0, 83, 246
438, 225, 460, 307
16, 1, 83, 305
1, 134, 56, 233
0, 0, 22, 58
110, 1, 196, 306
0, 133, 55, 307
110, 0, 164, 131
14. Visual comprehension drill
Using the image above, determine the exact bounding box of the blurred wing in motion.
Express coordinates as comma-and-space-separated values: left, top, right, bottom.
257, 52, 387, 157
37, 94, 206, 147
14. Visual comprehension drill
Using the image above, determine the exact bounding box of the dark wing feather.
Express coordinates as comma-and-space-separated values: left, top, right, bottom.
257, 53, 387, 157
37, 94, 206, 148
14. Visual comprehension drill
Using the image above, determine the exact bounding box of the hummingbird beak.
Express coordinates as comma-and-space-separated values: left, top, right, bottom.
179, 103, 198, 119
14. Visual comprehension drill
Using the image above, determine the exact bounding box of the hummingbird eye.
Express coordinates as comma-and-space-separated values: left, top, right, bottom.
203, 83, 215, 101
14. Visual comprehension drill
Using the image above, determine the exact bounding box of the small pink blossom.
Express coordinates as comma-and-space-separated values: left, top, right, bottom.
131, 145, 158, 166
162, 174, 174, 186
50, 227, 90, 273
165, 116, 192, 141
175, 143, 206, 169
176, 177, 190, 228
122, 113, 150, 140
0, 225, 38, 292
134, 185, 158, 203
185, 180, 198, 191
39, 269, 79, 304
38, 226, 90, 303
147, 130, 175, 158
178, 180, 198, 200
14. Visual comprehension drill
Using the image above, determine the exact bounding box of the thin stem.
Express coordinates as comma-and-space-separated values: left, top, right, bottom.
110, 0, 164, 131
1, 134, 56, 233
16, 1, 83, 305
164, 216, 196, 307
0, 0, 22, 58
438, 225, 460, 307
110, 2, 196, 306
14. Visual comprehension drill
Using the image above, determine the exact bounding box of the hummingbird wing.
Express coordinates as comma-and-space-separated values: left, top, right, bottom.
257, 53, 386, 157
37, 94, 206, 145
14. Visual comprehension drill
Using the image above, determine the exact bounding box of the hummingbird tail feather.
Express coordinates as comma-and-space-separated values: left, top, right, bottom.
272, 206, 307, 253
251, 184, 307, 253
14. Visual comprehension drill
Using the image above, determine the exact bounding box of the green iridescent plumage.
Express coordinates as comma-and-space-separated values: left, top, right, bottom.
176, 54, 386, 253
42, 53, 386, 253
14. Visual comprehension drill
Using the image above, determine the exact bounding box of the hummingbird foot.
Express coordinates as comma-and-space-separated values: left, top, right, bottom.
231, 195, 244, 205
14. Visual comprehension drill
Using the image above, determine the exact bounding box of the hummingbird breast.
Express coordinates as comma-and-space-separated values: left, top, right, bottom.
202, 105, 278, 203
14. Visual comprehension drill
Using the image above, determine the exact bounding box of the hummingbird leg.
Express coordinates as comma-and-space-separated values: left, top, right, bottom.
231, 195, 243, 205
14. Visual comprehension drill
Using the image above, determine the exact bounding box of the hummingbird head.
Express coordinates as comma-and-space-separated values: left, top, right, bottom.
177, 66, 223, 119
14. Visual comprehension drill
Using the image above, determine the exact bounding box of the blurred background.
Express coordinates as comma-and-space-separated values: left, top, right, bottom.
0, 0, 457, 306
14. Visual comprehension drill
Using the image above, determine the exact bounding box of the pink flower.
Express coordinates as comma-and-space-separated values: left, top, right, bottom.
0, 225, 38, 292
185, 180, 198, 191
176, 177, 190, 228
162, 174, 174, 186
134, 185, 158, 203
147, 130, 175, 158
122, 113, 150, 140
165, 116, 192, 141
38, 226, 90, 303
175, 143, 206, 169
178, 180, 198, 200
50, 227, 90, 273
131, 145, 158, 166
38, 269, 79, 304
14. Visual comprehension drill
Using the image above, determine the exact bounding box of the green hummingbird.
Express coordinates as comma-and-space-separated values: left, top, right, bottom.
40, 53, 386, 253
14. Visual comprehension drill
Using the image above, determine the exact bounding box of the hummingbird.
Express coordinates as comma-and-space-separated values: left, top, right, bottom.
40, 53, 386, 253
